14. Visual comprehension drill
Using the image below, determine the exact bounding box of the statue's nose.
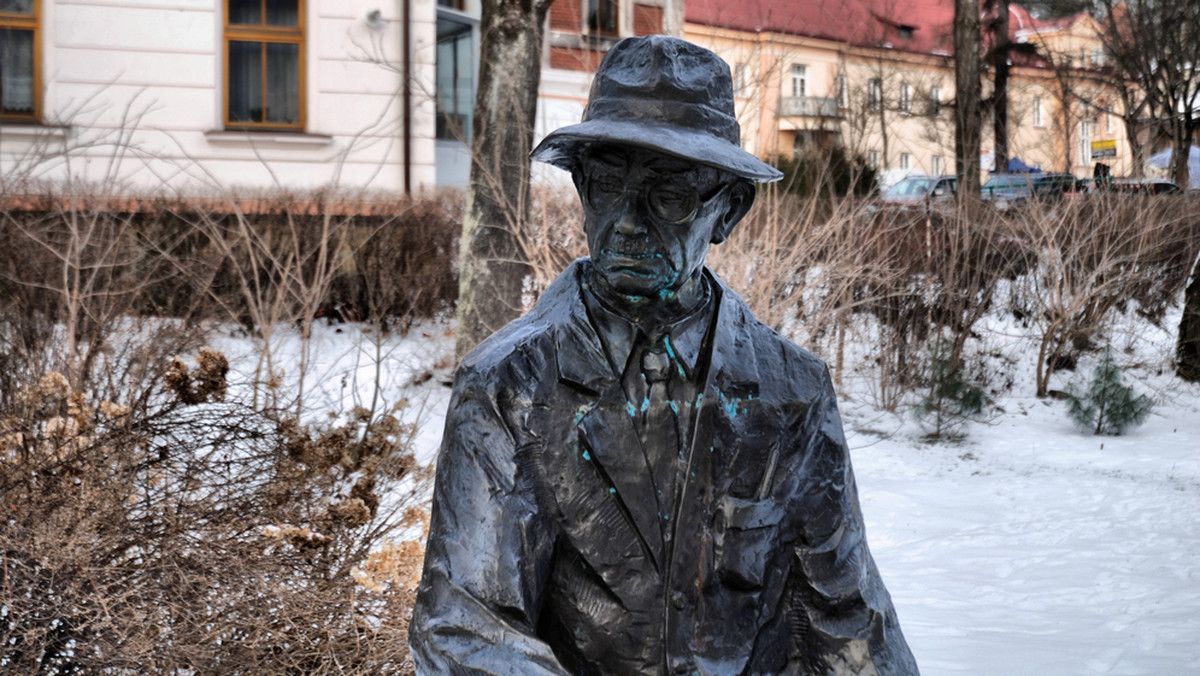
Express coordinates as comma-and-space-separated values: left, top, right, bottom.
613, 195, 647, 237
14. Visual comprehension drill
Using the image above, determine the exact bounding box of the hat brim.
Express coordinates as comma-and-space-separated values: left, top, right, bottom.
531, 119, 783, 183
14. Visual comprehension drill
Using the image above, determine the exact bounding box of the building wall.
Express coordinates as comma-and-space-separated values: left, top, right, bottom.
0, 0, 436, 194
536, 0, 678, 184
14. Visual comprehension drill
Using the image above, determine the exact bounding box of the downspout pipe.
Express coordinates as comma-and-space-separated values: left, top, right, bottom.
403, 0, 412, 194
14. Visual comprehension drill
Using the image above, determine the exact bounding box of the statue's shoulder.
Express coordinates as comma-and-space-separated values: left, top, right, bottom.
456, 261, 585, 379
713, 276, 832, 390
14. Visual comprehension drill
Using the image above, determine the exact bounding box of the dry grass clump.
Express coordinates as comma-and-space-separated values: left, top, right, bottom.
1, 356, 430, 674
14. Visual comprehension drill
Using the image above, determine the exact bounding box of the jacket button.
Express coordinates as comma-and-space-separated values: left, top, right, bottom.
671, 590, 687, 610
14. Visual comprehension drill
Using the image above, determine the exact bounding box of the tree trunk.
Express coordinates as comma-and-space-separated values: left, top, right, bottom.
456, 0, 553, 360
1178, 252, 1200, 382
1123, 114, 1146, 177
1171, 119, 1193, 191
992, 0, 1010, 174
954, 0, 983, 200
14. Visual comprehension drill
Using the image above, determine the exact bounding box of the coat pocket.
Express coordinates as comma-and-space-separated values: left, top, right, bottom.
713, 495, 782, 590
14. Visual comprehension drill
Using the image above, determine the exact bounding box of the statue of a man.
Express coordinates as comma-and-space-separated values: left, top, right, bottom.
410, 35, 918, 675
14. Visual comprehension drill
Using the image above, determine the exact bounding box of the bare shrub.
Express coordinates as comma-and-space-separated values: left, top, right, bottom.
1012, 194, 1200, 397
353, 190, 461, 332
0, 197, 212, 409
1, 188, 444, 674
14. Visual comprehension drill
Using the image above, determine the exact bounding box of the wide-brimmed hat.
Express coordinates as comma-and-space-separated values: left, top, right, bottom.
531, 36, 783, 183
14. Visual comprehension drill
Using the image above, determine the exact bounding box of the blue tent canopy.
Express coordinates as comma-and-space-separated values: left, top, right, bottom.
1006, 157, 1040, 173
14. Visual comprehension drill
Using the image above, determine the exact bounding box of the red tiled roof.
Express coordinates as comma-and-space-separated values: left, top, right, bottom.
686, 0, 958, 55
686, 0, 1089, 61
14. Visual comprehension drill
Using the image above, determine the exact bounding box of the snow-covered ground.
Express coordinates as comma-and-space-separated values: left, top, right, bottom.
213, 299, 1199, 674
848, 392, 1200, 675
841, 310, 1200, 675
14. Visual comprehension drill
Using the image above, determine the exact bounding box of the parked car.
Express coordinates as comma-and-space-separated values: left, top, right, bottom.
1112, 178, 1183, 195
981, 172, 1078, 209
871, 175, 957, 213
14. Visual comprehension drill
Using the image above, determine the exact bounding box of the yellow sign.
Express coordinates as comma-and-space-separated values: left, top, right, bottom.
1091, 139, 1117, 159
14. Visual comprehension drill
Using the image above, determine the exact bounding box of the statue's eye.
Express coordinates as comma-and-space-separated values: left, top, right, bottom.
587, 177, 624, 209
647, 186, 698, 223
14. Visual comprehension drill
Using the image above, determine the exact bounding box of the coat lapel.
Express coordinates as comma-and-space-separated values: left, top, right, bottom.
684, 281, 763, 503
554, 279, 665, 569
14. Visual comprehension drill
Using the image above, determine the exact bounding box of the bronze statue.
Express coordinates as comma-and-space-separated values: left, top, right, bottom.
410, 35, 918, 675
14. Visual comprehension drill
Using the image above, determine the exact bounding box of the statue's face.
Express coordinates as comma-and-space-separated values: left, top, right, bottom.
576, 146, 734, 301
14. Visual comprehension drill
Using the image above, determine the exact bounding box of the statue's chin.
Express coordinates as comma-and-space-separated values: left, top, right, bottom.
594, 258, 674, 300
602, 275, 669, 301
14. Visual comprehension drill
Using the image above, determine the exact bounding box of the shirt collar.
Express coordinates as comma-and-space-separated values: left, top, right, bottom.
581, 272, 713, 381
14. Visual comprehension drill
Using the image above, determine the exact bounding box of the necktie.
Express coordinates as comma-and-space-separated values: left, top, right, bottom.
640, 342, 680, 533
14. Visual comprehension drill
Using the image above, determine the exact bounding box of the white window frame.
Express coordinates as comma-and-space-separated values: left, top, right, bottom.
899, 82, 911, 114
929, 85, 941, 117
1, 0, 41, 123
868, 150, 879, 169
868, 78, 881, 111
836, 74, 848, 108
900, 152, 911, 170
791, 64, 808, 98
1033, 96, 1043, 127
734, 63, 749, 98
931, 154, 942, 175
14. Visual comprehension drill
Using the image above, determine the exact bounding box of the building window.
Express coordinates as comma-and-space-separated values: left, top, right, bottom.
836, 74, 848, 108
1, 0, 39, 122
899, 82, 911, 114
734, 63, 749, 98
900, 152, 911, 169
868, 78, 881, 111
224, 0, 304, 130
1033, 96, 1043, 127
868, 150, 879, 169
791, 64, 807, 98
588, 0, 618, 35
929, 86, 941, 117
1105, 106, 1112, 132
436, 14, 474, 142
931, 154, 942, 175
1091, 48, 1104, 67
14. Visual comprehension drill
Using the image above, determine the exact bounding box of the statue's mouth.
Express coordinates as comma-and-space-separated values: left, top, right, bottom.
601, 249, 663, 260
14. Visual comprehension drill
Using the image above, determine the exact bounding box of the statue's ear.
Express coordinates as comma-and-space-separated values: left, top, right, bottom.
711, 179, 755, 244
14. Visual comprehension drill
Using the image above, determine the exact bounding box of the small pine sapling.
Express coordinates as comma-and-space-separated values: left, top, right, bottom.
916, 340, 986, 440
1065, 347, 1152, 435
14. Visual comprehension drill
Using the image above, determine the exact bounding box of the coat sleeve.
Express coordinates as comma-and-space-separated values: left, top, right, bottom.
788, 368, 920, 675
409, 369, 568, 676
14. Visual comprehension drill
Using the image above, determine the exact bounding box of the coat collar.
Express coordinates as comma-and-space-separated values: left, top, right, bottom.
554, 260, 760, 394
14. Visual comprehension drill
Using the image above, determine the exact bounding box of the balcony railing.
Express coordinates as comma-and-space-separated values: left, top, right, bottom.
777, 95, 840, 118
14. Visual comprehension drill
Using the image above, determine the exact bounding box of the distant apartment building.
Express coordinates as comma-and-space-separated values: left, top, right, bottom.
683, 0, 1130, 177
1, 0, 438, 194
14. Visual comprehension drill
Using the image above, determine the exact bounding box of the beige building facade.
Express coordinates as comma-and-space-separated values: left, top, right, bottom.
683, 0, 1129, 179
